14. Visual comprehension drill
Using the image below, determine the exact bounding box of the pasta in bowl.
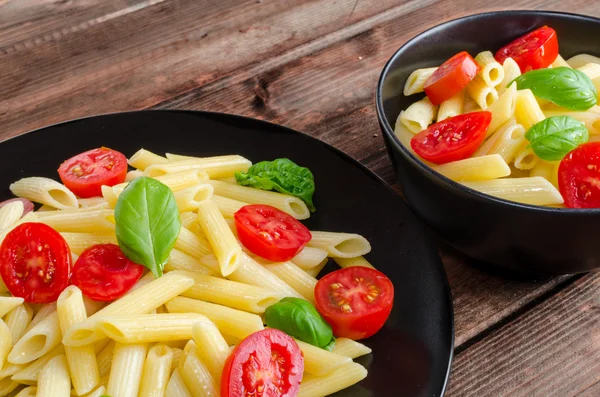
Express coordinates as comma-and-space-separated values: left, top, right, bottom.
376, 11, 600, 274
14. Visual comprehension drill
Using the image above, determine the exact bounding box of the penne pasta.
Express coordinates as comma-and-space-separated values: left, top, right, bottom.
499, 57, 521, 94
333, 256, 375, 269
551, 54, 571, 68
107, 343, 148, 397
4, 303, 33, 344
306, 260, 328, 277
291, 246, 329, 270
0, 297, 24, 318
139, 344, 174, 397
14, 386, 37, 397
126, 169, 145, 182
60, 232, 116, 255
530, 160, 560, 188
173, 185, 214, 212
0, 201, 23, 234
174, 227, 213, 260
191, 319, 230, 385
145, 155, 251, 179
129, 149, 169, 170
36, 354, 71, 397
211, 195, 247, 219
403, 67, 437, 95
9, 177, 78, 210
8, 312, 61, 365
332, 338, 372, 358
577, 63, 600, 93
513, 146, 539, 170
399, 97, 437, 133
466, 75, 498, 109
10, 345, 65, 385
298, 362, 368, 397
437, 91, 464, 122
97, 340, 116, 378
543, 109, 600, 135
36, 208, 115, 233
0, 321, 11, 373
567, 53, 600, 69
308, 231, 371, 258
165, 368, 193, 397
261, 261, 317, 302
295, 339, 352, 376
515, 89, 545, 130
463, 177, 563, 206
475, 51, 504, 87
165, 248, 215, 275
179, 342, 218, 397
431, 154, 511, 182
78, 197, 109, 210
487, 82, 517, 136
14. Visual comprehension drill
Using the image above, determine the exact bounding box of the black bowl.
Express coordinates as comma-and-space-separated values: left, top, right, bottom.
376, 11, 600, 275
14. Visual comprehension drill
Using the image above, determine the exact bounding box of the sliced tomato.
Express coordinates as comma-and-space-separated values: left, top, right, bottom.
0, 223, 71, 303
221, 328, 304, 397
558, 142, 600, 208
0, 198, 34, 217
58, 147, 128, 198
315, 267, 394, 340
424, 51, 480, 105
410, 111, 491, 164
495, 26, 559, 72
234, 204, 311, 262
70, 244, 144, 301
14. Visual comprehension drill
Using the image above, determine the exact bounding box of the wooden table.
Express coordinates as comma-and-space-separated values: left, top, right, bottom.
2, 1, 600, 395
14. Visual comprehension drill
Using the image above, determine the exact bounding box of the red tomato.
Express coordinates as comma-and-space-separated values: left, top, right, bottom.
234, 205, 312, 262
314, 267, 394, 340
70, 244, 144, 301
0, 223, 71, 303
0, 198, 34, 217
58, 148, 128, 198
495, 26, 559, 72
558, 142, 600, 208
410, 111, 492, 164
221, 328, 304, 397
424, 51, 480, 105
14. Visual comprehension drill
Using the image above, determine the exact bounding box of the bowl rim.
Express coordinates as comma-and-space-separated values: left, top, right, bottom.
376, 9, 600, 215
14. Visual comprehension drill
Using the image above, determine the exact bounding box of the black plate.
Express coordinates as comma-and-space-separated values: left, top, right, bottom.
0, 111, 453, 397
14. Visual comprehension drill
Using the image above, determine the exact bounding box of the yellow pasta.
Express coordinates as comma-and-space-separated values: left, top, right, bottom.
0, 297, 24, 318
0, 321, 11, 373
567, 53, 600, 69
10, 345, 65, 385
291, 246, 329, 270
165, 368, 193, 397
577, 63, 600, 93
262, 261, 317, 302
331, 338, 372, 358
9, 177, 78, 210
4, 303, 33, 344
0, 201, 23, 234
333, 256, 374, 269
191, 319, 230, 385
466, 75, 498, 109
296, 339, 352, 376
165, 248, 215, 275
61, 232, 116, 255
462, 177, 563, 206
403, 67, 437, 95
179, 342, 218, 397
128, 149, 169, 170
107, 343, 148, 397
145, 155, 251, 179
36, 354, 71, 397
98, 313, 206, 343
399, 97, 437, 133
515, 89, 545, 130
551, 54, 571, 68
431, 154, 511, 182
36, 208, 115, 233
543, 109, 600, 135
530, 160, 560, 188
499, 57, 521, 94
513, 146, 539, 170
308, 231, 371, 258
487, 82, 517, 136
139, 344, 174, 397
437, 91, 464, 122
211, 195, 247, 218
475, 50, 504, 87
8, 312, 61, 365
298, 362, 368, 397
173, 185, 214, 212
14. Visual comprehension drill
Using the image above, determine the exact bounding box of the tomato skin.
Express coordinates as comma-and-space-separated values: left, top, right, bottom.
424, 51, 480, 105
58, 148, 128, 198
234, 205, 312, 262
0, 223, 71, 303
0, 198, 34, 217
314, 267, 394, 340
70, 244, 144, 301
221, 328, 304, 397
410, 111, 491, 164
495, 26, 559, 72
558, 142, 600, 208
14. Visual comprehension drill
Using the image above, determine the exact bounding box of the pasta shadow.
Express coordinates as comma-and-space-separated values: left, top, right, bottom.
376, 10, 600, 275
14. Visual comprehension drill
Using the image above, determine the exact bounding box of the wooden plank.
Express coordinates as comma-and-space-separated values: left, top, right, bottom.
0, 0, 429, 140
446, 273, 600, 396
159, 0, 587, 347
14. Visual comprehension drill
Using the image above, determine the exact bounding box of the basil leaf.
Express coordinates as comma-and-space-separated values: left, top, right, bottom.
513, 67, 597, 111
323, 337, 336, 352
114, 177, 181, 277
525, 116, 589, 161
265, 297, 333, 349
235, 158, 316, 212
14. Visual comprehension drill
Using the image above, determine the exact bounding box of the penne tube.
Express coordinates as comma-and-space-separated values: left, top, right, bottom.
296, 339, 352, 376
78, 197, 109, 210
291, 246, 329, 270
333, 256, 375, 269
513, 146, 539, 170
399, 97, 437, 133
308, 231, 371, 258
14, 386, 37, 397
61, 232, 116, 255
10, 345, 65, 385
174, 227, 213, 260
126, 169, 145, 182
0, 297, 24, 318
145, 155, 251, 179
475, 51, 504, 87
211, 195, 247, 219
128, 149, 169, 170
4, 303, 33, 344
85, 385, 108, 397
551, 54, 571, 68
403, 67, 437, 95
97, 313, 207, 343
63, 273, 194, 347
437, 91, 464, 122
431, 154, 511, 182
530, 160, 560, 188
262, 261, 317, 302
332, 338, 372, 358
0, 201, 23, 234
107, 343, 148, 397
9, 177, 78, 209
515, 89, 545, 130
139, 344, 174, 397
179, 211, 197, 229
306, 260, 328, 277
36, 355, 71, 397
577, 63, 600, 93
8, 312, 61, 365
165, 248, 215, 275
36, 208, 115, 233
97, 340, 116, 377
543, 109, 600, 135
196, 200, 241, 276
173, 185, 214, 212
0, 321, 11, 373
179, 342, 218, 397
57, 286, 100, 395
466, 75, 498, 109
214, 175, 237, 184
166, 297, 264, 340
0, 379, 18, 396
208, 180, 309, 220
487, 82, 517, 136
165, 368, 193, 397
191, 320, 230, 385
485, 121, 527, 164
463, 177, 563, 206
171, 270, 283, 314
499, 58, 521, 95
0, 212, 38, 247
567, 53, 600, 69
298, 362, 368, 397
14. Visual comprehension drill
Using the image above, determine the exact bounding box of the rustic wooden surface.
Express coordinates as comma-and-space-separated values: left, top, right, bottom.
1, 0, 599, 395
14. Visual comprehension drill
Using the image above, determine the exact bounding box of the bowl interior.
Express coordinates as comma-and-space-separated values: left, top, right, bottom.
379, 11, 600, 140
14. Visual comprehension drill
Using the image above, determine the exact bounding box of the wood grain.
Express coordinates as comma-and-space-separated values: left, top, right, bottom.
446, 273, 600, 396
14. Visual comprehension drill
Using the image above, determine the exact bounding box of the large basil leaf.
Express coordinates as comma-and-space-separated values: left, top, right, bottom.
513, 67, 597, 111
114, 177, 181, 277
525, 116, 589, 161
265, 297, 334, 349
235, 158, 316, 212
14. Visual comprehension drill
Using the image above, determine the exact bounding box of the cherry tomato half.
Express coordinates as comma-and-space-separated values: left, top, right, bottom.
424, 51, 480, 105
410, 111, 491, 164
58, 148, 128, 198
234, 204, 312, 262
0, 198, 34, 217
495, 26, 559, 72
221, 328, 304, 397
315, 267, 394, 340
558, 142, 600, 208
70, 244, 144, 301
0, 223, 71, 303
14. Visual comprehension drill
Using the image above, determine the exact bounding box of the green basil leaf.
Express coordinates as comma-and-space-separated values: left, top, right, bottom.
235, 158, 316, 212
323, 337, 336, 352
265, 297, 333, 349
513, 67, 597, 111
525, 116, 589, 161
114, 177, 181, 277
